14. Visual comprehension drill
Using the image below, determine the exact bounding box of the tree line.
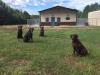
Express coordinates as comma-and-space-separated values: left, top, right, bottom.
0, 0, 31, 25
78, 3, 100, 18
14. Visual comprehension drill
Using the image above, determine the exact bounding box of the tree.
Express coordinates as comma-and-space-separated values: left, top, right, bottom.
23, 11, 30, 19
0, 0, 30, 25
80, 3, 100, 18
81, 5, 90, 18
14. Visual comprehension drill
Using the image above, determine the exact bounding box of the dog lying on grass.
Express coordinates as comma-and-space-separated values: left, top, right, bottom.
70, 34, 88, 56
17, 25, 23, 39
23, 28, 34, 42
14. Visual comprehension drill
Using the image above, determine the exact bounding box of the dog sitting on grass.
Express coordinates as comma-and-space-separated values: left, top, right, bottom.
17, 25, 23, 39
23, 27, 34, 42
40, 26, 44, 37
70, 34, 88, 56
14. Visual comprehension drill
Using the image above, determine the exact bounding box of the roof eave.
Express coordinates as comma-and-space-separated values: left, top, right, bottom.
38, 6, 78, 13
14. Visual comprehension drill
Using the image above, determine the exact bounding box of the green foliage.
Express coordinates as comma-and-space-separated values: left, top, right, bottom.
31, 15, 39, 19
0, 0, 30, 25
23, 11, 31, 19
79, 3, 100, 18
81, 5, 90, 18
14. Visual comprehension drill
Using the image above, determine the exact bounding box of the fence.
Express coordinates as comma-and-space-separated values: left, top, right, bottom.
27, 18, 100, 27
27, 18, 40, 27
77, 18, 88, 26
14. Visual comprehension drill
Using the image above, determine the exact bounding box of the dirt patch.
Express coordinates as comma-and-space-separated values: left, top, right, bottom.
64, 56, 77, 66
12, 59, 28, 66
64, 56, 89, 72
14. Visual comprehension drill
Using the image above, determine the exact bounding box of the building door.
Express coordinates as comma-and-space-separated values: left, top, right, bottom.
51, 17, 55, 26
57, 17, 61, 26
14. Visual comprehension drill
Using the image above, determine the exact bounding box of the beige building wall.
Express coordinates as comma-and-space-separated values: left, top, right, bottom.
40, 11, 76, 22
88, 10, 100, 26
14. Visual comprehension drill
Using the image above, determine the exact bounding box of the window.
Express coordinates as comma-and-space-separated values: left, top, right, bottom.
57, 17, 61, 23
66, 14, 70, 20
51, 17, 55, 22
66, 17, 70, 20
46, 18, 49, 23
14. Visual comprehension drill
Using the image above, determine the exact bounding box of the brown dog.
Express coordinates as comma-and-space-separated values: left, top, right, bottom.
40, 26, 44, 37
17, 25, 23, 39
23, 27, 34, 42
70, 34, 88, 56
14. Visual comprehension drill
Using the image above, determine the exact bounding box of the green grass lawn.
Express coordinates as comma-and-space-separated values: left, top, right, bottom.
0, 26, 100, 75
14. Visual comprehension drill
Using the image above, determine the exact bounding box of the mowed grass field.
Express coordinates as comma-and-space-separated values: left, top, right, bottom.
0, 26, 100, 75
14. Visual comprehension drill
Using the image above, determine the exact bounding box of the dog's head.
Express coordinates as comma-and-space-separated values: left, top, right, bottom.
70, 34, 78, 40
29, 28, 34, 32
18, 25, 22, 29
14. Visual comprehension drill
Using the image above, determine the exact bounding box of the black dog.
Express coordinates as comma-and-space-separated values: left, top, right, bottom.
17, 25, 23, 39
70, 34, 88, 56
23, 28, 34, 42
40, 26, 44, 37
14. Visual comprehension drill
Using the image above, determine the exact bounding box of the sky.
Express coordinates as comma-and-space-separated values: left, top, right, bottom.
2, 0, 100, 15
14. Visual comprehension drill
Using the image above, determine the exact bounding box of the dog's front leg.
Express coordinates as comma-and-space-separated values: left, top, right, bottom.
73, 47, 76, 55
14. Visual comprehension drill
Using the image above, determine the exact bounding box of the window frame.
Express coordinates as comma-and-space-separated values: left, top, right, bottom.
66, 17, 70, 20
46, 17, 49, 23
57, 17, 61, 23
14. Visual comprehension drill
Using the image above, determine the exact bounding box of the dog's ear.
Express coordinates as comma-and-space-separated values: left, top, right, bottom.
30, 28, 34, 32
18, 26, 22, 29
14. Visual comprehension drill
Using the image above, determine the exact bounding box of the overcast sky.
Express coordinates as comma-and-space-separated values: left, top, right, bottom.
2, 0, 100, 15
